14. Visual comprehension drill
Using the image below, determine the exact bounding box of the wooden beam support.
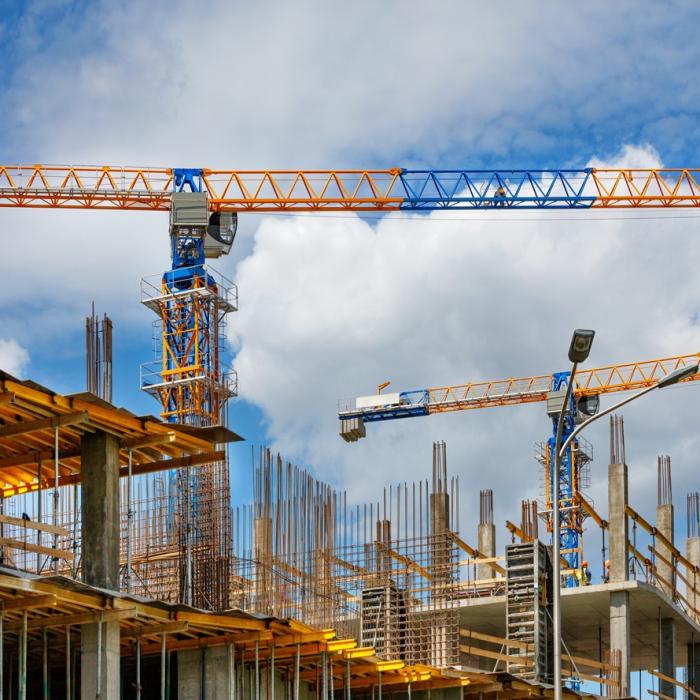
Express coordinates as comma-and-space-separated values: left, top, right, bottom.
0, 514, 70, 537
0, 536, 74, 561
5, 607, 137, 632
121, 432, 176, 450
121, 621, 189, 639
0, 411, 89, 440
1, 594, 58, 612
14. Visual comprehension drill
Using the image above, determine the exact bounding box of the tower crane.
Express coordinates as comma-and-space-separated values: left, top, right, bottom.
337, 352, 700, 581
3, 162, 700, 585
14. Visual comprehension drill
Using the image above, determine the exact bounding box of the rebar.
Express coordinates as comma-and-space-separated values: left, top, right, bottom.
688, 492, 699, 539
657, 455, 672, 506
480, 490, 493, 526
609, 415, 626, 465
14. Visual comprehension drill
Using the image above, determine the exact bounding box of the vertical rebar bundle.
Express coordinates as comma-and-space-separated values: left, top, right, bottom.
85, 304, 112, 403
432, 440, 448, 495
657, 455, 672, 506
687, 492, 699, 539
480, 490, 493, 526
521, 500, 539, 542
609, 415, 625, 465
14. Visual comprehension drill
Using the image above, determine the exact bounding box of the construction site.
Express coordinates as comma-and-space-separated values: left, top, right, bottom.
0, 164, 699, 700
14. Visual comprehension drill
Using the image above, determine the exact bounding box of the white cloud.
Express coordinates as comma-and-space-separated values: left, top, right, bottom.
0, 339, 29, 377
231, 143, 700, 545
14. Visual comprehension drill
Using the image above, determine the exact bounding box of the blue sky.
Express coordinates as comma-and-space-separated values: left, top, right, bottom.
2, 1, 700, 581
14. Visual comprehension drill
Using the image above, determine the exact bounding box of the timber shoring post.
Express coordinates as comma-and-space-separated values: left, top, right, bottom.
294, 643, 300, 700
65, 625, 70, 700
160, 632, 167, 700
96, 612, 103, 700
18, 610, 26, 700
136, 635, 141, 700
271, 643, 275, 700
53, 427, 59, 575
0, 608, 4, 700
255, 640, 260, 700
42, 627, 48, 700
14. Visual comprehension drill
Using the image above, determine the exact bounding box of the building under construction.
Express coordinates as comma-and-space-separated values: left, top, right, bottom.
1, 351, 700, 699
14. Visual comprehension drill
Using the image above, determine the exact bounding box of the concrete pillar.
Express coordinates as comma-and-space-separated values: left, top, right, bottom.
477, 522, 496, 581
80, 430, 121, 700
656, 503, 675, 597
178, 647, 229, 699
660, 618, 676, 698
607, 462, 628, 583
609, 591, 631, 697
254, 515, 272, 615
688, 642, 700, 695
430, 491, 449, 536
608, 462, 630, 695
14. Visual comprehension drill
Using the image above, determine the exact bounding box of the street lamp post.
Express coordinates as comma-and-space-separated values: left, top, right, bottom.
551, 333, 698, 700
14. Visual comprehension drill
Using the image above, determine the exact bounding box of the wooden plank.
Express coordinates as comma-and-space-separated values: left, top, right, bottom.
0, 393, 15, 406
627, 504, 698, 573
0, 536, 74, 561
447, 530, 506, 574
121, 432, 176, 450
648, 689, 677, 700
0, 411, 88, 439
460, 628, 531, 651
576, 492, 608, 529
565, 653, 610, 671
0, 514, 69, 537
5, 607, 137, 632
174, 609, 266, 631
648, 666, 700, 699
459, 644, 533, 666
121, 621, 189, 639
1, 594, 57, 612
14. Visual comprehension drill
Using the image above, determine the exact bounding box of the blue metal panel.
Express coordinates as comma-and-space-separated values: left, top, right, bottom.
173, 168, 204, 193
396, 169, 595, 209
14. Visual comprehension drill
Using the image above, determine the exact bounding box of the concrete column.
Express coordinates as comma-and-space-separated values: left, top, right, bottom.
609, 591, 631, 697
608, 462, 630, 695
477, 522, 496, 581
178, 647, 229, 699
254, 515, 272, 615
660, 618, 677, 698
80, 430, 121, 700
688, 642, 700, 695
607, 463, 628, 583
656, 503, 675, 597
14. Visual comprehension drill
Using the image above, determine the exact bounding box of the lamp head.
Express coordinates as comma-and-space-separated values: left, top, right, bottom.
657, 363, 699, 389
568, 329, 595, 363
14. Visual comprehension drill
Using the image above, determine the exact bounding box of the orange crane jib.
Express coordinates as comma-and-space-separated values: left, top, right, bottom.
3, 165, 700, 211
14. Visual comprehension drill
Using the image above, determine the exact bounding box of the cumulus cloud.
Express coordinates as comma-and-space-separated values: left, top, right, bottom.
0, 339, 29, 377
231, 143, 700, 543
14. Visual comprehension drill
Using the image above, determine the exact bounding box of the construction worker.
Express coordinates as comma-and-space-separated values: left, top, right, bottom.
582, 560, 592, 585
493, 184, 507, 207
575, 560, 591, 586
603, 559, 611, 583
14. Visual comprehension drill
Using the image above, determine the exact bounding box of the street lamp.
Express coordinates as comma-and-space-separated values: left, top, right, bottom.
551, 335, 698, 700
551, 329, 595, 700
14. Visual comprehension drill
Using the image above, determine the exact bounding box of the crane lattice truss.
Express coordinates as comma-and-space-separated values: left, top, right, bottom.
338, 353, 700, 579
4, 161, 700, 586
4, 165, 700, 210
